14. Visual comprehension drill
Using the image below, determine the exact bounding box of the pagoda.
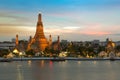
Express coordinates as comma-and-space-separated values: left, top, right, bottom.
27, 13, 48, 51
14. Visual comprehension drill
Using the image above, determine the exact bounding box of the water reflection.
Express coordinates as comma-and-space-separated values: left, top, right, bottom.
27, 60, 32, 67
93, 61, 97, 64
40, 60, 45, 67
0, 61, 120, 80
49, 61, 53, 69
16, 65, 24, 80
77, 61, 81, 64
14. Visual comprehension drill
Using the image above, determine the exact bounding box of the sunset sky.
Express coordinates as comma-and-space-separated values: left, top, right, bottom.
0, 0, 120, 41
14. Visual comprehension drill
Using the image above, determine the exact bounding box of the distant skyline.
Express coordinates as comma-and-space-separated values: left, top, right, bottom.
0, 0, 120, 41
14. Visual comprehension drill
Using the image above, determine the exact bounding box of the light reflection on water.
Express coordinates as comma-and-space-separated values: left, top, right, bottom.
0, 60, 120, 80
16, 64, 24, 80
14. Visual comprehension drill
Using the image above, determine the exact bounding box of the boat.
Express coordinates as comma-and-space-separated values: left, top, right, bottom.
50, 57, 65, 62
0, 59, 12, 62
109, 57, 115, 61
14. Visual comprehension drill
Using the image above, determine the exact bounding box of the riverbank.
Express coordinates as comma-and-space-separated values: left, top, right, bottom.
0, 57, 120, 61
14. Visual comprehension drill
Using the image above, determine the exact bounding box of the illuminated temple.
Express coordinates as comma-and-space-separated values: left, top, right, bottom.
27, 13, 48, 51
106, 38, 115, 53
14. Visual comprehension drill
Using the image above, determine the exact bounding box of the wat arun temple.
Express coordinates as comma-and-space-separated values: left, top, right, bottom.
12, 13, 60, 56
27, 13, 49, 51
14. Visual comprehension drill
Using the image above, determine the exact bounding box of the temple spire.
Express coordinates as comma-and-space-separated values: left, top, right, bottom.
16, 34, 19, 47
27, 13, 48, 51
38, 13, 42, 22
49, 35, 52, 46
57, 36, 60, 43
37, 13, 43, 27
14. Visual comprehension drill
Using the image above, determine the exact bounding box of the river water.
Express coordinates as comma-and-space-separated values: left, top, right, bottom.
0, 60, 120, 80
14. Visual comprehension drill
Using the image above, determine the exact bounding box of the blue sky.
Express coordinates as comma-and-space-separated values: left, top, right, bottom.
0, 0, 120, 41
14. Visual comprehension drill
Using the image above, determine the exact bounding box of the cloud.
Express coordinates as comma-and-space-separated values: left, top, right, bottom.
109, 33, 120, 36
0, 26, 35, 37
0, 10, 36, 26
0, 1, 120, 41
63, 26, 81, 30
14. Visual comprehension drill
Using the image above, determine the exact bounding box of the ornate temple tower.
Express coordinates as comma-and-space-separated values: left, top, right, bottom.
57, 36, 60, 44
49, 35, 52, 47
52, 36, 61, 51
106, 38, 115, 52
27, 13, 48, 51
15, 34, 19, 48
57, 36, 60, 50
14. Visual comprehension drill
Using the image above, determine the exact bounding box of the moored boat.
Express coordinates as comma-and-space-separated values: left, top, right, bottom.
109, 58, 115, 61
0, 59, 12, 62
50, 57, 65, 61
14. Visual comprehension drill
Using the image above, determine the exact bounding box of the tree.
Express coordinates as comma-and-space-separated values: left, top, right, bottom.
26, 49, 34, 56
115, 45, 120, 52
0, 49, 9, 57
99, 46, 105, 51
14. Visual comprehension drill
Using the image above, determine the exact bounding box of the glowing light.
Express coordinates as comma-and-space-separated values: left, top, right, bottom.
7, 53, 14, 58
13, 49, 19, 53
59, 52, 68, 57
19, 52, 23, 56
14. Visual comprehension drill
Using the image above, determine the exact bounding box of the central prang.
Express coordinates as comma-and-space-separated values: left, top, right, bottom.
27, 13, 48, 52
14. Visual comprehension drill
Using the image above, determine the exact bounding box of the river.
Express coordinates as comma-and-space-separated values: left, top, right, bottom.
0, 60, 120, 80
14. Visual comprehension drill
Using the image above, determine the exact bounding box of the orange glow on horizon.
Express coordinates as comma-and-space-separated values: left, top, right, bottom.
81, 31, 111, 36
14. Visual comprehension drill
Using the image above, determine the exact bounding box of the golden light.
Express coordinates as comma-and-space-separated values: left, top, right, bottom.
13, 49, 19, 53
59, 52, 68, 57
7, 53, 14, 58
19, 52, 23, 56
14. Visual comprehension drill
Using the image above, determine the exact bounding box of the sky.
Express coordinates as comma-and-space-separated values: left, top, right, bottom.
0, 0, 120, 41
